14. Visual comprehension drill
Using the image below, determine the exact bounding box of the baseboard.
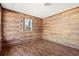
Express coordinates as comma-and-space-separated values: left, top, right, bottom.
2, 38, 41, 48
44, 39, 79, 49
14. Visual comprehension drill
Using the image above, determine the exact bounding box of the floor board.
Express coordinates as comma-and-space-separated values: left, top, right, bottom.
1, 40, 79, 56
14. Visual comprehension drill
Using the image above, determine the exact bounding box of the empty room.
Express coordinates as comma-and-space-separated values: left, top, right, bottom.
0, 3, 79, 56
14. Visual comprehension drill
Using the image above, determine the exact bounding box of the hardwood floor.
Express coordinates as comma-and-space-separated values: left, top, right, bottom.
1, 40, 79, 56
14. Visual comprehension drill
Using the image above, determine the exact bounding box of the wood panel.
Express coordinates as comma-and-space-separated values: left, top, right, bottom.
43, 7, 79, 49
2, 40, 79, 56
0, 4, 2, 54
2, 8, 43, 46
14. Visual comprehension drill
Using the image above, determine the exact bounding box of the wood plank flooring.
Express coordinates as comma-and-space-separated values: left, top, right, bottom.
1, 40, 79, 56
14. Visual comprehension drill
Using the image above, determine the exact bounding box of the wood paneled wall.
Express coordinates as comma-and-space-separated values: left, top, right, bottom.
0, 4, 2, 53
2, 8, 43, 46
43, 7, 79, 49
1, 6, 79, 49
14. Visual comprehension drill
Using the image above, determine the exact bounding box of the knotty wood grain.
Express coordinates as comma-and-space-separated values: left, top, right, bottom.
43, 7, 79, 49
2, 8, 43, 46
2, 40, 79, 56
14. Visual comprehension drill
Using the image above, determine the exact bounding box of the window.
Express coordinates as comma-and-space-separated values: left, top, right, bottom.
24, 18, 32, 32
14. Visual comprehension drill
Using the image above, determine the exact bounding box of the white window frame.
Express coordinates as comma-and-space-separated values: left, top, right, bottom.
23, 18, 32, 32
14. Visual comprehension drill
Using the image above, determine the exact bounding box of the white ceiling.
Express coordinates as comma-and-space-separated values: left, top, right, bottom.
1, 3, 79, 18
